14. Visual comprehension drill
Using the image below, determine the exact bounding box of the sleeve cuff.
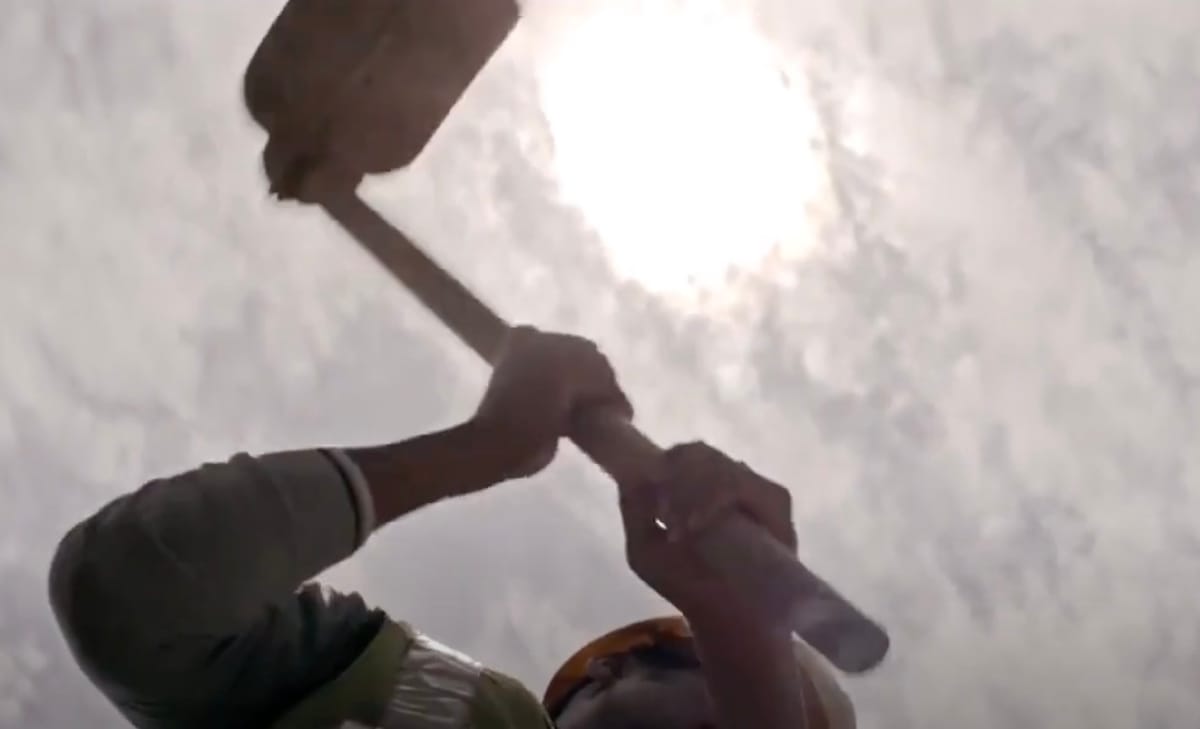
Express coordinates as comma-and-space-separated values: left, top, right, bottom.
323, 448, 378, 549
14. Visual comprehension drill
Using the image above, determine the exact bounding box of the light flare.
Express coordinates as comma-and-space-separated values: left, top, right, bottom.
536, 1, 831, 297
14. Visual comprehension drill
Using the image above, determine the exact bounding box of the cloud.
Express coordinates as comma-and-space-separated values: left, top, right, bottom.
1, 0, 1197, 726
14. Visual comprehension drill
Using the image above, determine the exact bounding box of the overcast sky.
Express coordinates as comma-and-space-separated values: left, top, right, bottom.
1, 0, 1198, 727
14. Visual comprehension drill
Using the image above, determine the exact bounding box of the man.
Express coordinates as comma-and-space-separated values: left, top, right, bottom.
49, 327, 854, 729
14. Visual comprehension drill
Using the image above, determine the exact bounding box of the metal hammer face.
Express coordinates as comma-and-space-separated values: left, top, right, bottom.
244, 0, 519, 198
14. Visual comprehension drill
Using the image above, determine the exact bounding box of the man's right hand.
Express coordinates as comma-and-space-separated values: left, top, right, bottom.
619, 444, 839, 729
618, 441, 798, 624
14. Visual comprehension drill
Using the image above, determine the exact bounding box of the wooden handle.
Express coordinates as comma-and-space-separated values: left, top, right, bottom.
319, 192, 889, 673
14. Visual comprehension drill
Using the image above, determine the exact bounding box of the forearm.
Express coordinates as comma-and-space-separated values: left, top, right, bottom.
344, 418, 514, 527
50, 423, 515, 727
688, 609, 828, 729
51, 420, 504, 646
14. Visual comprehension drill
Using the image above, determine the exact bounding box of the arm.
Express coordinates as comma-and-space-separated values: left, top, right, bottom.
688, 610, 838, 729
46, 436, 493, 729
619, 442, 856, 729
347, 418, 526, 527
351, 325, 632, 529
48, 448, 384, 729
49, 327, 629, 729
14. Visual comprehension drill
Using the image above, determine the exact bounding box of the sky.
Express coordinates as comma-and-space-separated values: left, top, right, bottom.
1, 0, 1198, 727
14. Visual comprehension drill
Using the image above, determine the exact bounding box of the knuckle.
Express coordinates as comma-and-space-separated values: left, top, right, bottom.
666, 441, 706, 461
558, 333, 598, 354
771, 486, 794, 517
755, 470, 792, 504
624, 550, 643, 574
509, 324, 539, 340
571, 333, 600, 350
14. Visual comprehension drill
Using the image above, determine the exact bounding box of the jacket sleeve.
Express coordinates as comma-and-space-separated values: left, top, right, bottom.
47, 449, 387, 729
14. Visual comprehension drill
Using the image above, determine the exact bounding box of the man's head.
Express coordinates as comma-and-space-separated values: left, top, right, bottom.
549, 637, 714, 729
543, 617, 855, 729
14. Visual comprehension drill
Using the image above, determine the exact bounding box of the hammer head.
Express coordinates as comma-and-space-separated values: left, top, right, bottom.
244, 0, 519, 199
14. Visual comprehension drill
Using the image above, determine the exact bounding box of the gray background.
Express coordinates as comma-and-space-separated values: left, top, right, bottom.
2, 0, 1197, 727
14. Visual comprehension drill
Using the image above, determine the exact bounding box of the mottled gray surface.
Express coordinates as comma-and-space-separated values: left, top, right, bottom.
2, 0, 1198, 727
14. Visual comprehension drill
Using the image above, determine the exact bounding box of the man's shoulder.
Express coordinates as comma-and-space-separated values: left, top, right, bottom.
268, 618, 412, 729
474, 668, 557, 729
271, 619, 552, 729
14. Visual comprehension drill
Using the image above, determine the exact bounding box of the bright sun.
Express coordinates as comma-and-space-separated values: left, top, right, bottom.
535, 1, 830, 297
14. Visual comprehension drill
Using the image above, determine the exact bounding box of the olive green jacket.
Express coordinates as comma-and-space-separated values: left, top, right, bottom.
270, 619, 554, 729
49, 449, 553, 729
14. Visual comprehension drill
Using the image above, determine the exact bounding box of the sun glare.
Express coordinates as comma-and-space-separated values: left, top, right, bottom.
536, 1, 830, 297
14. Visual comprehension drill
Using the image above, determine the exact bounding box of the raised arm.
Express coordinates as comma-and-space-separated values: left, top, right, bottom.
48, 447, 389, 729
619, 442, 856, 729
48, 326, 630, 729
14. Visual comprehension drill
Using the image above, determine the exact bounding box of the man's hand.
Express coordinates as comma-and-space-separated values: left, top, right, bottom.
348, 326, 630, 527
473, 326, 633, 481
620, 443, 837, 729
619, 441, 797, 624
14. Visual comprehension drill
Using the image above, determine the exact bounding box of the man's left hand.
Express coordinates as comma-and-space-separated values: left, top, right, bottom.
619, 441, 798, 624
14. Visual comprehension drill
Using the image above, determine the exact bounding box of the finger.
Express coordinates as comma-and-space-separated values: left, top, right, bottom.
661, 444, 793, 548
619, 472, 731, 600
561, 340, 635, 421
553, 332, 601, 353
532, 331, 598, 363
694, 451, 795, 549
666, 444, 728, 512
525, 332, 615, 385
673, 489, 738, 543
508, 324, 542, 340
513, 442, 559, 479
660, 443, 712, 528
575, 363, 634, 421
488, 325, 540, 375
732, 461, 798, 550
617, 480, 659, 529
685, 474, 742, 539
617, 480, 668, 543
500, 324, 540, 354
664, 440, 725, 475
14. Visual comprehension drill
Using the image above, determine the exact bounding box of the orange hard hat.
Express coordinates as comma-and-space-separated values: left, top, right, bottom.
543, 616, 857, 728
542, 616, 692, 715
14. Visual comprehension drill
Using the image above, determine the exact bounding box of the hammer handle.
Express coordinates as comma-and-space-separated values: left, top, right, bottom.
320, 192, 889, 673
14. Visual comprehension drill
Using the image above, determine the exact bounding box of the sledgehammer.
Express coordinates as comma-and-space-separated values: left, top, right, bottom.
243, 0, 889, 673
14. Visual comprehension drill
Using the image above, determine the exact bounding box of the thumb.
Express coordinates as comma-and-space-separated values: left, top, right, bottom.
618, 480, 667, 547
732, 462, 798, 551
557, 338, 634, 423
507, 441, 559, 480
572, 363, 634, 424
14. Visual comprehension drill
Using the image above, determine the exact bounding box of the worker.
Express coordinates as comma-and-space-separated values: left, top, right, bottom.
49, 326, 855, 729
